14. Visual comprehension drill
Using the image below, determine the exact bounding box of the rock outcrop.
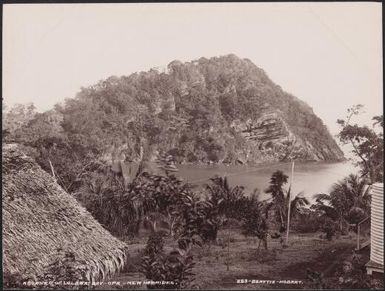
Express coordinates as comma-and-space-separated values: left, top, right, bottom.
229, 109, 343, 162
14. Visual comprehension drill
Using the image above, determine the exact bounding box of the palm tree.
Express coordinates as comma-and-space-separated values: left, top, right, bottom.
265, 170, 309, 232
313, 174, 370, 231
286, 188, 310, 219
206, 176, 245, 219
240, 189, 271, 251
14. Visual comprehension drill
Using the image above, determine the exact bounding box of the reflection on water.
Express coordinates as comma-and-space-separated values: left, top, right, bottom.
177, 161, 359, 202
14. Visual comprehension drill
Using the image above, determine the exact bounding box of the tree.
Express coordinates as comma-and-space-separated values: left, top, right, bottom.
3, 103, 37, 142
337, 105, 383, 183
313, 174, 370, 231
265, 170, 309, 232
240, 190, 270, 251
206, 176, 246, 220
2, 105, 100, 194
265, 171, 288, 231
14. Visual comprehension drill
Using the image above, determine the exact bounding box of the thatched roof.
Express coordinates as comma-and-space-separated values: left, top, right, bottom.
2, 144, 128, 285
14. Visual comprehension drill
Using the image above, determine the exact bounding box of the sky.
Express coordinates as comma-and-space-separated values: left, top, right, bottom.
3, 3, 383, 138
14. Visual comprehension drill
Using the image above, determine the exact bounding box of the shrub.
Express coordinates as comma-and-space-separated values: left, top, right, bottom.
205, 176, 246, 220
330, 253, 372, 289
240, 194, 269, 249
294, 210, 324, 233
305, 268, 327, 289
140, 233, 195, 289
144, 232, 165, 258
306, 252, 383, 289
347, 207, 366, 225
321, 218, 337, 241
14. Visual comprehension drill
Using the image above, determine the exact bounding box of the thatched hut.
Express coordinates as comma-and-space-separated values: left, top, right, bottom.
2, 144, 128, 287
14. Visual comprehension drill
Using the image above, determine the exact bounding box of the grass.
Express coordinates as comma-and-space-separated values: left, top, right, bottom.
97, 228, 361, 290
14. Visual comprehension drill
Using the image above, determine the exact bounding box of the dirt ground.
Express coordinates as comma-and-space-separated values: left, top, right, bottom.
98, 228, 365, 290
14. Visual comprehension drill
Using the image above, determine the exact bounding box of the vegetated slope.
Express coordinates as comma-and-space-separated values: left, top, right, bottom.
59, 54, 344, 164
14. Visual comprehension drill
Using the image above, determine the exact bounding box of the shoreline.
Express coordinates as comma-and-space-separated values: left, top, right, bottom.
177, 158, 350, 170
175, 160, 357, 200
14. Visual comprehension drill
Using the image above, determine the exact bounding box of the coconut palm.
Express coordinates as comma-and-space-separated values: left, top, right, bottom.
240, 189, 271, 251
206, 176, 245, 219
313, 174, 370, 231
286, 188, 310, 218
265, 170, 309, 231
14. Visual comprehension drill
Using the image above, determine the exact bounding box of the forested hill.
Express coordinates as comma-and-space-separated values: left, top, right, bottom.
6, 54, 344, 166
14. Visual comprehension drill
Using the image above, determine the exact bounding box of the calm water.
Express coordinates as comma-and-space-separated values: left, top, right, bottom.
177, 161, 358, 202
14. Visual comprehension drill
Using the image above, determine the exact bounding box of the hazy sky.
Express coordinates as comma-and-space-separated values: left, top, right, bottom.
3, 3, 383, 136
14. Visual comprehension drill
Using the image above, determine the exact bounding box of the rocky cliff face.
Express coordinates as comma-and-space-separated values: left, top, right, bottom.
60, 54, 345, 165
229, 109, 344, 163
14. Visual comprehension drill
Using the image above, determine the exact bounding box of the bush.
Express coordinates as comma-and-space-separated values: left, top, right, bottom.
305, 268, 327, 289
239, 194, 269, 249
321, 218, 337, 241
144, 232, 165, 258
294, 211, 324, 233
77, 170, 140, 238
330, 253, 372, 289
140, 233, 195, 289
347, 207, 366, 225
306, 253, 383, 289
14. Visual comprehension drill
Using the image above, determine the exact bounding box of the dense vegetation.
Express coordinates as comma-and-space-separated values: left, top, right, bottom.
337, 104, 383, 183
3, 55, 343, 180
2, 51, 383, 289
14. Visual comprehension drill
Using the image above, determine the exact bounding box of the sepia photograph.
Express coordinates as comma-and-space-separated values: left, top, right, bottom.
2, 2, 383, 290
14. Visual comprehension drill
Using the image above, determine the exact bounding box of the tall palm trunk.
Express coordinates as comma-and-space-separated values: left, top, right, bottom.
279, 208, 285, 229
